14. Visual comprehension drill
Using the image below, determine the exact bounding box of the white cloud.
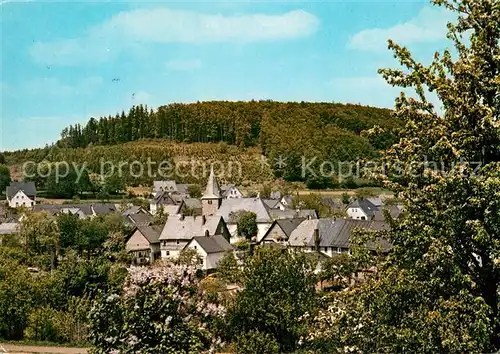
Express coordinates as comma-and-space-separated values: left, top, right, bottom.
30, 8, 319, 66
165, 59, 203, 71
348, 7, 455, 52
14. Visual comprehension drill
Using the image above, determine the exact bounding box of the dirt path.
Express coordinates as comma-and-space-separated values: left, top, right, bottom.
0, 343, 88, 354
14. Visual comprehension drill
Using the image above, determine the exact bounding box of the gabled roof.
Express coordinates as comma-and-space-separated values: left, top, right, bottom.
154, 180, 177, 193
281, 196, 293, 206
127, 213, 153, 227
288, 219, 319, 247
366, 197, 383, 207
189, 234, 233, 254
159, 215, 223, 241
220, 185, 242, 198
269, 209, 318, 220
202, 166, 221, 199
91, 203, 117, 215
121, 205, 148, 216
6, 182, 36, 199
262, 199, 280, 209
33, 204, 91, 218
135, 225, 162, 244
182, 198, 202, 209
287, 218, 390, 251
275, 218, 306, 238
151, 191, 177, 205
216, 198, 272, 223
347, 199, 379, 218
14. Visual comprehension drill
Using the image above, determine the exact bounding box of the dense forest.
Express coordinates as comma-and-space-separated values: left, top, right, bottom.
4, 101, 400, 187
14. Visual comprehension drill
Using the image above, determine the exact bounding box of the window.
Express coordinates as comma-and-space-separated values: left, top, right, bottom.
166, 251, 170, 256
208, 200, 212, 204
311, 246, 314, 251
324, 247, 328, 252
194, 246, 197, 249
176, 240, 180, 245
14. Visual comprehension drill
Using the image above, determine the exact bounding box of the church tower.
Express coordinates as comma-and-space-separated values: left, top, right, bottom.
201, 165, 222, 216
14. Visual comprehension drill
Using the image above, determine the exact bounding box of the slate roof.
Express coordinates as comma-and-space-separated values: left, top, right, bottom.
163, 204, 182, 216
373, 205, 403, 221
6, 182, 36, 199
288, 218, 391, 251
127, 213, 153, 227
281, 196, 293, 206
288, 219, 319, 247
202, 166, 221, 199
122, 205, 147, 216
269, 209, 318, 220
190, 234, 233, 254
183, 198, 202, 209
151, 191, 177, 205
33, 203, 119, 218
366, 197, 383, 207
216, 198, 272, 223
90, 203, 117, 215
275, 218, 306, 238
33, 204, 91, 218
159, 215, 223, 241
348, 199, 379, 218
136, 225, 162, 244
262, 199, 280, 209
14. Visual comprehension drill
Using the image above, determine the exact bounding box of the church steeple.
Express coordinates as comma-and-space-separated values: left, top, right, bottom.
202, 165, 221, 199
201, 165, 222, 216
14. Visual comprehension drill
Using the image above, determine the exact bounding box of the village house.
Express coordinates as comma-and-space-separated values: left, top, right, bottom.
285, 218, 390, 257
153, 180, 189, 196
31, 203, 119, 219
183, 232, 233, 270
123, 213, 153, 227
126, 225, 162, 264
346, 198, 379, 220
261, 218, 306, 244
149, 191, 178, 215
179, 198, 202, 216
268, 208, 318, 220
220, 184, 243, 199
6, 182, 36, 209
159, 214, 230, 259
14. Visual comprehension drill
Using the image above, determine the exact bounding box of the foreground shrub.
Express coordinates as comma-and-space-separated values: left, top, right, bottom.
88, 263, 225, 353
236, 330, 280, 354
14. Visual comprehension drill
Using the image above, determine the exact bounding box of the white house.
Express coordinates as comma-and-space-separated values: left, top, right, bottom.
126, 226, 162, 264
220, 184, 243, 199
6, 182, 36, 209
184, 233, 233, 270
159, 214, 230, 259
346, 199, 379, 220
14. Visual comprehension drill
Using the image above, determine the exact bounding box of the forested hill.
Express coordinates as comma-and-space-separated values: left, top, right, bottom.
5, 101, 400, 187
57, 101, 397, 149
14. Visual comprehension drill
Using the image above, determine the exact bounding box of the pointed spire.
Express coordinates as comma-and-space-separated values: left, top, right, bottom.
202, 165, 221, 199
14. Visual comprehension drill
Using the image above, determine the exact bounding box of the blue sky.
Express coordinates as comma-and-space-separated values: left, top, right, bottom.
0, 0, 455, 151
